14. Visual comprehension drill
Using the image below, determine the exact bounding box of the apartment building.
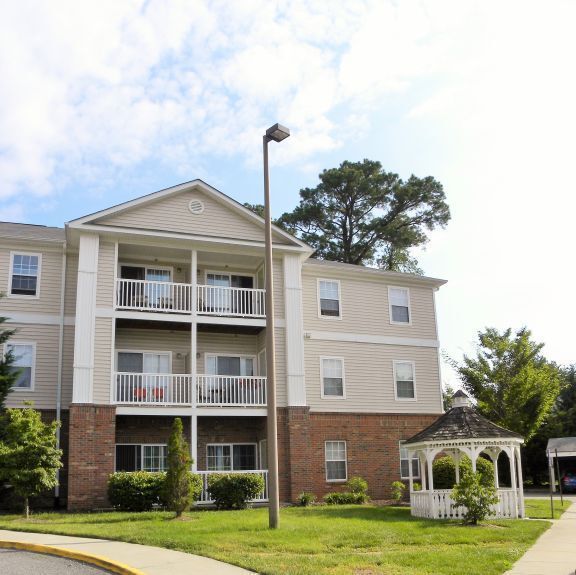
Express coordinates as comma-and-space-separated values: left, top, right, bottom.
0, 180, 446, 509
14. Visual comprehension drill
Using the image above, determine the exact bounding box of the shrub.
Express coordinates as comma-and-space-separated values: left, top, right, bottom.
390, 481, 406, 502
346, 476, 368, 495
207, 473, 265, 509
413, 482, 422, 492
108, 472, 165, 511
433, 456, 494, 489
451, 470, 499, 525
323, 491, 367, 505
163, 418, 193, 517
298, 492, 317, 506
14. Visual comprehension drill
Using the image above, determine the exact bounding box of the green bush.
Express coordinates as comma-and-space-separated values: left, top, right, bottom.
207, 473, 265, 509
298, 492, 317, 506
390, 481, 406, 502
433, 456, 494, 489
108, 471, 203, 512
323, 491, 367, 505
451, 470, 499, 525
346, 476, 368, 495
413, 482, 422, 492
108, 472, 165, 511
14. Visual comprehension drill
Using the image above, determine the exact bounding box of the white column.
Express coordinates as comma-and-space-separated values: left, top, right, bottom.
283, 254, 306, 406
509, 447, 519, 519
427, 451, 435, 518
72, 233, 99, 403
190, 250, 198, 471
516, 446, 525, 518
408, 456, 414, 493
419, 454, 427, 490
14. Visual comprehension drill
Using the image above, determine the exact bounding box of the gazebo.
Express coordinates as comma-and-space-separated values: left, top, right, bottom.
404, 391, 525, 519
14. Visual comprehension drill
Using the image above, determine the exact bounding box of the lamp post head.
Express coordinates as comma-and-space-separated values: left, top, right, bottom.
265, 123, 290, 143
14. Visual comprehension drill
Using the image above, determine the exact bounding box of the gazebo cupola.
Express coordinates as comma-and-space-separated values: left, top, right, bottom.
403, 391, 525, 519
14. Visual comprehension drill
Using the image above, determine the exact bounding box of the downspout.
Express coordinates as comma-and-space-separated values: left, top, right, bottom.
55, 241, 67, 508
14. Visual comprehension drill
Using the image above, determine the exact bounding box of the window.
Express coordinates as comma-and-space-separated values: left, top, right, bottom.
115, 444, 167, 472
318, 279, 341, 318
399, 441, 420, 479
206, 355, 255, 376
10, 253, 40, 297
389, 287, 410, 324
325, 441, 347, 481
207, 444, 257, 471
321, 357, 345, 398
394, 361, 416, 400
5, 343, 35, 390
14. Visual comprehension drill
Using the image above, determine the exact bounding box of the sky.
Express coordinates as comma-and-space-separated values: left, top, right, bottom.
1, 0, 575, 387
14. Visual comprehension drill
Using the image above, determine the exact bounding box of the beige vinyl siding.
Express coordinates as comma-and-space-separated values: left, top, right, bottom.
61, 325, 75, 408
96, 189, 290, 244
302, 272, 438, 340
0, 245, 63, 315
274, 327, 287, 407
64, 254, 78, 316
3, 324, 60, 409
305, 340, 441, 414
93, 317, 113, 404
96, 241, 115, 308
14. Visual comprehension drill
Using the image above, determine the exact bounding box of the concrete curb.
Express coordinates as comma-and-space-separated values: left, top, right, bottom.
0, 540, 146, 575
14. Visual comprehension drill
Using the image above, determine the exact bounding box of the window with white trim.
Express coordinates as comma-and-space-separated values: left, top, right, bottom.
321, 357, 345, 398
389, 287, 410, 324
115, 444, 167, 472
207, 444, 257, 471
395, 361, 415, 400
6, 343, 35, 390
10, 253, 40, 296
325, 441, 347, 481
399, 441, 420, 479
319, 280, 341, 318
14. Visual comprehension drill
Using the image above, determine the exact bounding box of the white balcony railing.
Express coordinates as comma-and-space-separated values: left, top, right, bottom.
113, 373, 193, 405
115, 279, 192, 313
115, 279, 266, 318
196, 375, 267, 406
197, 470, 269, 504
197, 285, 265, 317
112, 373, 267, 407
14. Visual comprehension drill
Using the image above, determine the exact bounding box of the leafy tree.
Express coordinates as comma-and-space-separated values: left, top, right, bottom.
0, 405, 62, 518
0, 300, 18, 410
243, 202, 266, 219
450, 327, 562, 441
442, 382, 456, 411
451, 470, 499, 525
163, 417, 193, 518
277, 159, 450, 270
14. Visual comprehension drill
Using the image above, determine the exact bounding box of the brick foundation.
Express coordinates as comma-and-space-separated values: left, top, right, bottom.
68, 404, 116, 510
278, 408, 439, 502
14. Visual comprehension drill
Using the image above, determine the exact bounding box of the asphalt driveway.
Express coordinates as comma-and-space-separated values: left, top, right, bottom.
0, 548, 113, 574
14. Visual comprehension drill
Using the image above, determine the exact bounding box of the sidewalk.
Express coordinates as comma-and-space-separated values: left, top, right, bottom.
0, 529, 253, 575
505, 501, 576, 575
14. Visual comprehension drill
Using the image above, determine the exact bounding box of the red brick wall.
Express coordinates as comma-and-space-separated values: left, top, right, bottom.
278, 409, 439, 502
68, 404, 116, 510
116, 415, 191, 445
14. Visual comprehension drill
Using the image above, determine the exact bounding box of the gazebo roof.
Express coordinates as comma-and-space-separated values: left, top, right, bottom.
404, 391, 523, 445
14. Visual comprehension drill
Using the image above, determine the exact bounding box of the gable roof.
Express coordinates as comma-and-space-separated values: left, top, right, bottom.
68, 179, 311, 251
0, 222, 65, 243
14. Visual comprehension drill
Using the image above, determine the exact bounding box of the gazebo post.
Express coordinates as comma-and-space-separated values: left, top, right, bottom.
515, 446, 525, 518
419, 453, 427, 491
408, 456, 414, 494
426, 450, 435, 519
508, 447, 519, 519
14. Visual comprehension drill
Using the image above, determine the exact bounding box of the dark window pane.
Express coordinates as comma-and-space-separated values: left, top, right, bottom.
320, 298, 340, 316
327, 461, 346, 480
397, 380, 415, 398
323, 377, 343, 396
11, 276, 37, 296
392, 305, 409, 323
232, 445, 256, 470
116, 445, 138, 471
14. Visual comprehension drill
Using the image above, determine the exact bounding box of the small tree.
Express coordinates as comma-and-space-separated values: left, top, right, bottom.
0, 405, 62, 518
451, 471, 498, 525
0, 301, 18, 411
163, 417, 193, 518
391, 481, 406, 503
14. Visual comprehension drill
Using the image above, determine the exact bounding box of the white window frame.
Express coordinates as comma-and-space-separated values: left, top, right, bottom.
115, 350, 172, 373
399, 440, 421, 479
388, 286, 411, 326
393, 360, 417, 401
206, 443, 258, 471
114, 443, 167, 472
204, 270, 256, 286
204, 354, 257, 375
317, 278, 342, 320
4, 341, 36, 391
320, 356, 346, 399
8, 251, 42, 299
119, 263, 174, 282
325, 440, 347, 482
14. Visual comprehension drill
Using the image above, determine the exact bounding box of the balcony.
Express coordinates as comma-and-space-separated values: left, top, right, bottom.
197, 470, 269, 504
113, 373, 267, 407
115, 279, 265, 318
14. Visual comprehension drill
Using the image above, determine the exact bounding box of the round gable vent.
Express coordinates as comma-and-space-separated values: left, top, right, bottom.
188, 199, 205, 215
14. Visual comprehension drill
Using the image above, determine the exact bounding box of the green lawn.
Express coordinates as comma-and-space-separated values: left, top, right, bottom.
524, 497, 570, 519
0, 501, 558, 575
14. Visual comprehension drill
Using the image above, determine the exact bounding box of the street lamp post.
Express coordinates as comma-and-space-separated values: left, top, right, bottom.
263, 123, 290, 529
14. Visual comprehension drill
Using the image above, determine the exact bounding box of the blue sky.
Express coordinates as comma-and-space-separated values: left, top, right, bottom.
1, 0, 575, 385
